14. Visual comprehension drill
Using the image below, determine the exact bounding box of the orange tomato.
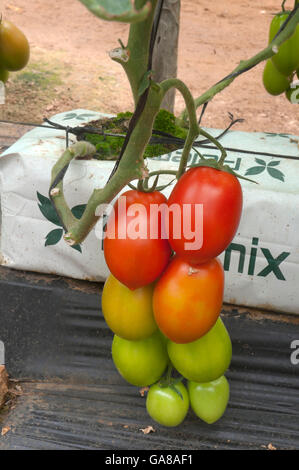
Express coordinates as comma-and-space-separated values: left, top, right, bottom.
102, 274, 157, 341
153, 256, 224, 344
0, 20, 30, 71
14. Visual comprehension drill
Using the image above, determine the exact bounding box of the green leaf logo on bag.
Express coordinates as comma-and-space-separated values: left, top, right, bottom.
245, 158, 285, 182
37, 192, 86, 253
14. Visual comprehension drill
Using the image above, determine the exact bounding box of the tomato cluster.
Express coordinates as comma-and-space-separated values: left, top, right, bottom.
102, 166, 242, 427
0, 19, 30, 82
263, 10, 299, 103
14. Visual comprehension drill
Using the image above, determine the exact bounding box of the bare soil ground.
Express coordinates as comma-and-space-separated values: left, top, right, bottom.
0, 0, 298, 135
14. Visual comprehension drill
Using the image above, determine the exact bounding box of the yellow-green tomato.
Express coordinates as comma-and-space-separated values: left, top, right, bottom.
0, 20, 30, 71
263, 59, 290, 95
146, 382, 189, 427
112, 331, 168, 387
0, 66, 9, 83
188, 376, 230, 424
285, 83, 299, 103
269, 11, 299, 76
167, 318, 232, 383
102, 274, 157, 341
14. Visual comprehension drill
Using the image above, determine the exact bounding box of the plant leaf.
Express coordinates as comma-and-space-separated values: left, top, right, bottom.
71, 204, 87, 220
79, 0, 151, 23
77, 113, 97, 119
255, 158, 266, 166
37, 192, 63, 227
62, 113, 77, 120
267, 160, 280, 167
245, 165, 265, 176
71, 244, 82, 253
267, 167, 285, 182
45, 228, 63, 246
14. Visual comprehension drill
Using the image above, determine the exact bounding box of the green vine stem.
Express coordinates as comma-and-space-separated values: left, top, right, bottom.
49, 141, 97, 232
180, 4, 299, 122
160, 78, 200, 179
110, 0, 158, 106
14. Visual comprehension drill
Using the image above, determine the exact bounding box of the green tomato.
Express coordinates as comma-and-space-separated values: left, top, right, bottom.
112, 331, 168, 387
187, 376, 230, 424
146, 382, 189, 427
285, 82, 299, 103
263, 59, 290, 95
269, 11, 299, 77
167, 318, 232, 383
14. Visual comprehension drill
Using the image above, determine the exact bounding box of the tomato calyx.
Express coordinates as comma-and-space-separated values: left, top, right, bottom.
128, 169, 177, 193
156, 363, 185, 400
186, 157, 257, 184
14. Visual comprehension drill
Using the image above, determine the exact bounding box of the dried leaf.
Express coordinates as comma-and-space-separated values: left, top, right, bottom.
0, 366, 8, 407
139, 387, 149, 397
140, 425, 155, 435
6, 4, 23, 13
1, 426, 11, 437
267, 443, 277, 451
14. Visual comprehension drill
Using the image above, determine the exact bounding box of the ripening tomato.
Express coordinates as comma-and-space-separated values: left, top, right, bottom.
263, 59, 290, 95
153, 256, 224, 344
167, 318, 232, 383
167, 166, 242, 266
104, 190, 171, 290
0, 20, 30, 71
111, 331, 168, 387
269, 11, 299, 77
187, 376, 230, 424
102, 274, 157, 341
146, 382, 190, 427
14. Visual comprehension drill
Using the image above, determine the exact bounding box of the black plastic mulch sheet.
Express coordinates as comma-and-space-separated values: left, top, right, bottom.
0, 267, 299, 450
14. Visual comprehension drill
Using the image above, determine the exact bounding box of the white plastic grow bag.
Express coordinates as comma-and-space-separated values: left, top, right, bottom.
0, 109, 298, 314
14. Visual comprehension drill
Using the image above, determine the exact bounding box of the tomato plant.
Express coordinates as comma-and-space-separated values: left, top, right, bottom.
263, 59, 290, 95
167, 318, 232, 383
167, 166, 243, 266
269, 10, 299, 77
153, 256, 224, 344
188, 376, 230, 424
44, 0, 299, 430
111, 331, 168, 387
104, 190, 171, 290
146, 381, 189, 427
0, 20, 30, 71
102, 274, 157, 340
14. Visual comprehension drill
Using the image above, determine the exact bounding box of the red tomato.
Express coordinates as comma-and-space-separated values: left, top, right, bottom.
153, 256, 224, 344
167, 166, 243, 265
104, 190, 171, 290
